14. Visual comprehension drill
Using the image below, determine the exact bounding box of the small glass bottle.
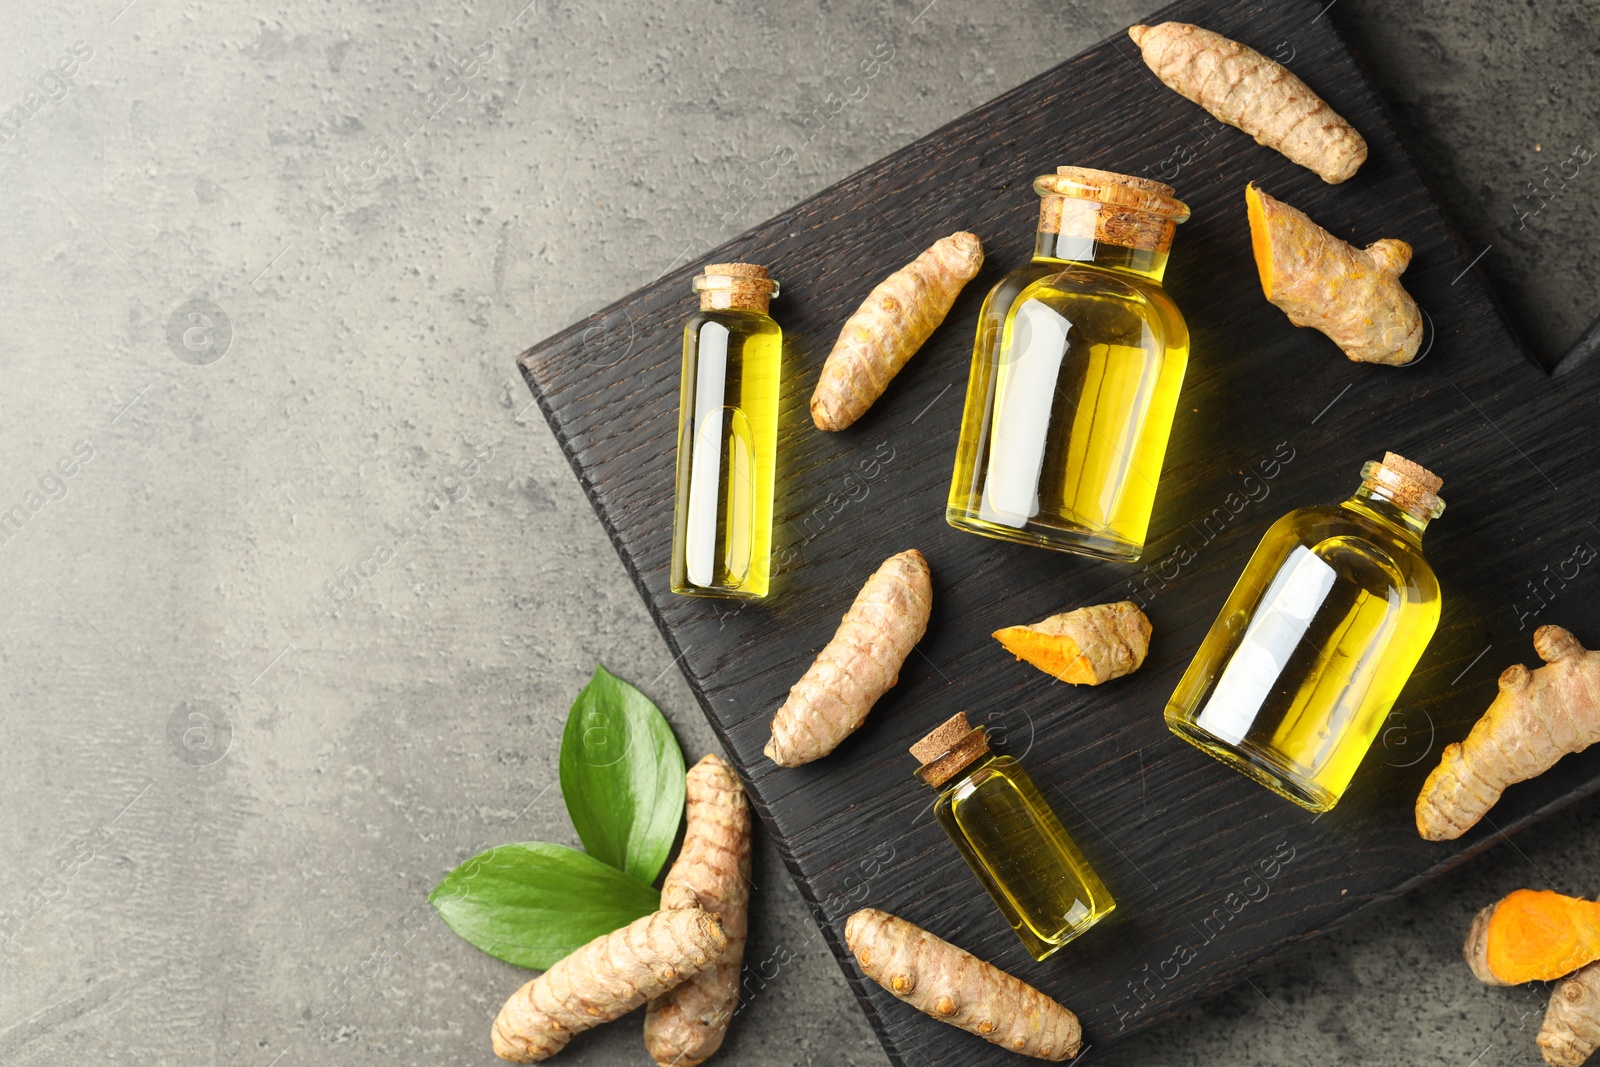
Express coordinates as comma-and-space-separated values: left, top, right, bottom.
947, 167, 1191, 561
670, 263, 781, 599
911, 712, 1115, 960
1165, 454, 1445, 813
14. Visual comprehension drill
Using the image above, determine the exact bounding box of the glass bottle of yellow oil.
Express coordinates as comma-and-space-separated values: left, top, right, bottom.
1166, 454, 1445, 812
670, 263, 781, 598
911, 712, 1114, 960
948, 167, 1191, 562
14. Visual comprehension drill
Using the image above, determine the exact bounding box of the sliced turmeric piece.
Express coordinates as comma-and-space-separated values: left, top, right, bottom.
811, 232, 984, 431
1465, 889, 1600, 987
1417, 626, 1600, 841
765, 549, 932, 767
993, 601, 1151, 685
1129, 22, 1366, 184
492, 904, 726, 1063
1246, 183, 1422, 366
1541, 956, 1600, 1067
846, 908, 1081, 1061
643, 754, 752, 1067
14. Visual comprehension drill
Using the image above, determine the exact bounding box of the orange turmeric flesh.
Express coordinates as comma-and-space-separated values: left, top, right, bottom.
993, 627, 1100, 684
1246, 184, 1273, 299
1471, 890, 1600, 986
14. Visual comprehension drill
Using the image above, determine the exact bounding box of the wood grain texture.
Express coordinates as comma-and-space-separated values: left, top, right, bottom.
515, 1, 1600, 1062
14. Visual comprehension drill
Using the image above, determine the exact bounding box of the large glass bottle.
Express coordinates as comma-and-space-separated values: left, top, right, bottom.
670, 263, 781, 599
948, 167, 1191, 562
1165, 454, 1445, 812
911, 712, 1115, 961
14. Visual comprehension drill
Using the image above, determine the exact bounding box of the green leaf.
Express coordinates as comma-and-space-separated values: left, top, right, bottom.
428, 842, 659, 969
558, 665, 685, 884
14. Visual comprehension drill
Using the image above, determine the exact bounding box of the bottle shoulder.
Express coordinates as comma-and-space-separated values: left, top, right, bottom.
1266, 504, 1438, 597
685, 309, 781, 337
1015, 264, 1188, 348
980, 264, 1061, 316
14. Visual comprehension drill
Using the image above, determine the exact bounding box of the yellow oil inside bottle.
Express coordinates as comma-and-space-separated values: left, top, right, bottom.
670, 309, 781, 598
1166, 488, 1442, 812
933, 754, 1115, 960
948, 238, 1189, 562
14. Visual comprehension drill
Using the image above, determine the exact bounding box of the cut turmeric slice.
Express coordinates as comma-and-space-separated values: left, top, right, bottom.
1465, 889, 1600, 987
993, 601, 1151, 686
1246, 183, 1422, 366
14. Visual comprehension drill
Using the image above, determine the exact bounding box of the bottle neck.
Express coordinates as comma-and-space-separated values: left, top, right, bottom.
1342, 485, 1431, 542
1032, 229, 1169, 282
936, 752, 999, 793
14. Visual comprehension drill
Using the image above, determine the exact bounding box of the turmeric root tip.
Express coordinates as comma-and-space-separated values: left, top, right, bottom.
846, 908, 1081, 1061
765, 549, 933, 767
1416, 626, 1600, 841
1540, 960, 1600, 1067
1464, 889, 1600, 987
993, 601, 1151, 685
1129, 21, 1366, 183
492, 907, 726, 1063
811, 232, 984, 431
643, 754, 752, 1067
1246, 183, 1422, 366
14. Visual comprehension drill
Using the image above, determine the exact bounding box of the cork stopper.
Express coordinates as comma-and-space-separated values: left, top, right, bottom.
1034, 166, 1190, 253
911, 712, 991, 788
694, 263, 779, 313
1362, 452, 1445, 520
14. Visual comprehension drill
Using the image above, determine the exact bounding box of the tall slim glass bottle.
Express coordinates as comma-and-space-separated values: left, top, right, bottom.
1165, 454, 1445, 812
948, 167, 1191, 562
670, 263, 781, 599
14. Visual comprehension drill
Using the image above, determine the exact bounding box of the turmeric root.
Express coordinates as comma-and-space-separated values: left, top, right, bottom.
1128, 22, 1366, 183
765, 549, 932, 767
1541, 957, 1600, 1067
811, 232, 984, 431
845, 908, 1081, 1061
1246, 183, 1422, 365
1416, 626, 1600, 841
993, 601, 1151, 685
644, 755, 752, 1067
1464, 889, 1600, 987
492, 904, 726, 1063
1473, 890, 1600, 1065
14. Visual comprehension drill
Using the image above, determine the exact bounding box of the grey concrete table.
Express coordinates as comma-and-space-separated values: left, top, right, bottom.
2, 1, 1597, 1064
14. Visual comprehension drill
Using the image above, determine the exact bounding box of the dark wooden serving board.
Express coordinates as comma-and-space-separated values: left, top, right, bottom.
516, 0, 1600, 1062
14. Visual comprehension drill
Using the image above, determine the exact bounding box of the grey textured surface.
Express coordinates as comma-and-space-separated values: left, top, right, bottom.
1, 1, 1597, 1065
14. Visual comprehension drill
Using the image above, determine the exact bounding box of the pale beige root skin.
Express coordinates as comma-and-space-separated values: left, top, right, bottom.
1128, 22, 1367, 183
810, 232, 984, 431
1417, 626, 1600, 841
1247, 183, 1422, 366
1462, 904, 1508, 986
1541, 959, 1600, 1067
764, 549, 933, 767
845, 908, 1081, 1061
643, 754, 753, 1067
995, 601, 1152, 685
492, 906, 727, 1063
